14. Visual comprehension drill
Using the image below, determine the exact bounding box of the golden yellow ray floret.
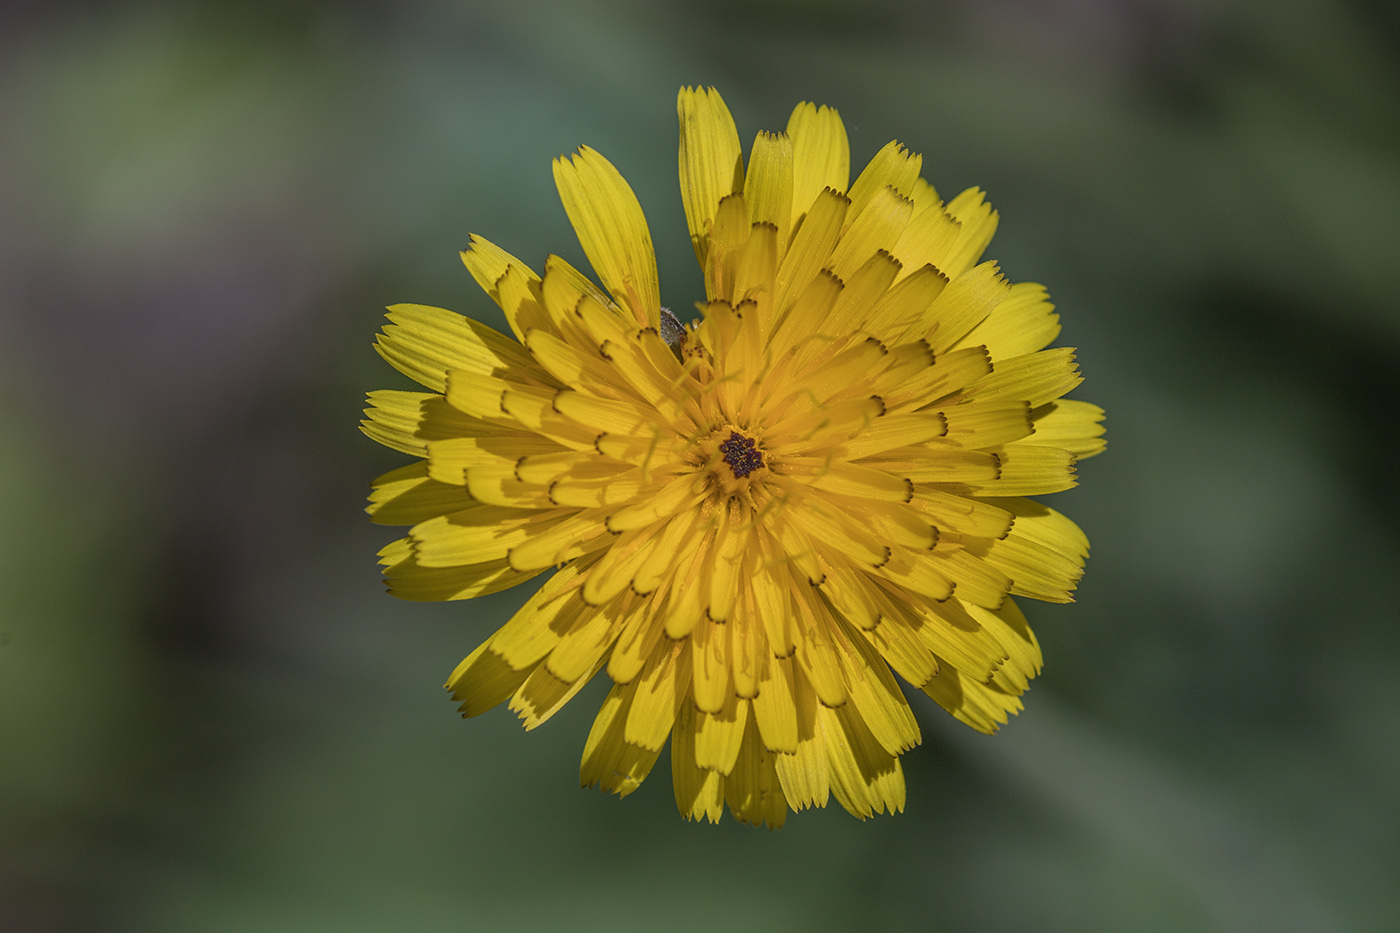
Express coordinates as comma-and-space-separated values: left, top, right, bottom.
362, 86, 1104, 828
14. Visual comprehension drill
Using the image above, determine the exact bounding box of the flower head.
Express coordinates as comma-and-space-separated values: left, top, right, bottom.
362, 87, 1104, 827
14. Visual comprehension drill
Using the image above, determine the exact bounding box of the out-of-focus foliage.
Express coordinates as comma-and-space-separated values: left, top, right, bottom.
2, 1, 1397, 930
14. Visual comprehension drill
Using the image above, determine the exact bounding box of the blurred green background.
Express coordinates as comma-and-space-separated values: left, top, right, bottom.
3, 0, 1398, 930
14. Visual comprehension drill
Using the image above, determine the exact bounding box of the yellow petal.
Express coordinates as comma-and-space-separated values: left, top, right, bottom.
787, 101, 850, 223
821, 704, 905, 819
459, 234, 543, 341
367, 462, 472, 526
694, 694, 751, 775
427, 434, 560, 486
920, 660, 1023, 734
751, 654, 799, 754
524, 328, 618, 395
831, 616, 921, 755
573, 290, 638, 353
910, 488, 1014, 539
690, 615, 732, 714
580, 679, 661, 797
662, 530, 714, 639
672, 701, 725, 823
828, 186, 913, 282
491, 564, 591, 670
804, 460, 911, 504
768, 313, 833, 396
773, 669, 830, 810
444, 370, 534, 424
462, 459, 550, 509
512, 449, 601, 486
891, 202, 961, 281
632, 509, 705, 596
968, 596, 1041, 693
507, 514, 611, 571
867, 445, 1000, 484
704, 193, 751, 302
744, 130, 794, 257
941, 399, 1035, 448
879, 345, 991, 413
941, 187, 1000, 278
860, 616, 939, 688
624, 641, 688, 751
375, 304, 533, 393
773, 188, 849, 323
545, 595, 623, 683
539, 255, 613, 347
841, 411, 949, 459
776, 336, 887, 406
551, 388, 648, 435
582, 520, 667, 606
881, 583, 1007, 683
967, 347, 1082, 409
816, 497, 935, 552
788, 582, 848, 708
931, 546, 1013, 609
862, 264, 949, 339
550, 465, 648, 507
492, 264, 553, 342
914, 260, 1010, 352
728, 591, 765, 703
818, 561, 882, 630
383, 551, 543, 602
361, 390, 432, 457
510, 652, 604, 730
553, 146, 660, 328
445, 639, 535, 718
765, 396, 884, 452
846, 141, 922, 225
608, 473, 705, 534
961, 444, 1078, 497
770, 503, 826, 586
598, 334, 702, 431
954, 281, 1061, 359
706, 502, 751, 622
410, 505, 553, 567
751, 536, 798, 656
731, 223, 781, 343
789, 496, 889, 569
991, 496, 1090, 559
980, 531, 1084, 603
823, 250, 901, 335
907, 176, 940, 216
723, 714, 789, 828
1026, 399, 1106, 458
678, 86, 743, 268
607, 591, 666, 684
877, 547, 955, 602
363, 391, 494, 458
542, 252, 614, 310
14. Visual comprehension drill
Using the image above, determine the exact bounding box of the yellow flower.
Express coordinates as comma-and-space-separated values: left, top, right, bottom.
362, 87, 1105, 828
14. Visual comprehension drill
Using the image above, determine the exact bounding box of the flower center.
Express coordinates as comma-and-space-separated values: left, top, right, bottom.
696, 427, 769, 500
718, 431, 764, 478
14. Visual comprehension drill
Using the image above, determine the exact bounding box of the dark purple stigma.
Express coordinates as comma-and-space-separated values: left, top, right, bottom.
719, 432, 764, 478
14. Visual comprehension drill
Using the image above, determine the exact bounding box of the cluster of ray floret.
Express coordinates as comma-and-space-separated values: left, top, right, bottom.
361, 86, 1104, 828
